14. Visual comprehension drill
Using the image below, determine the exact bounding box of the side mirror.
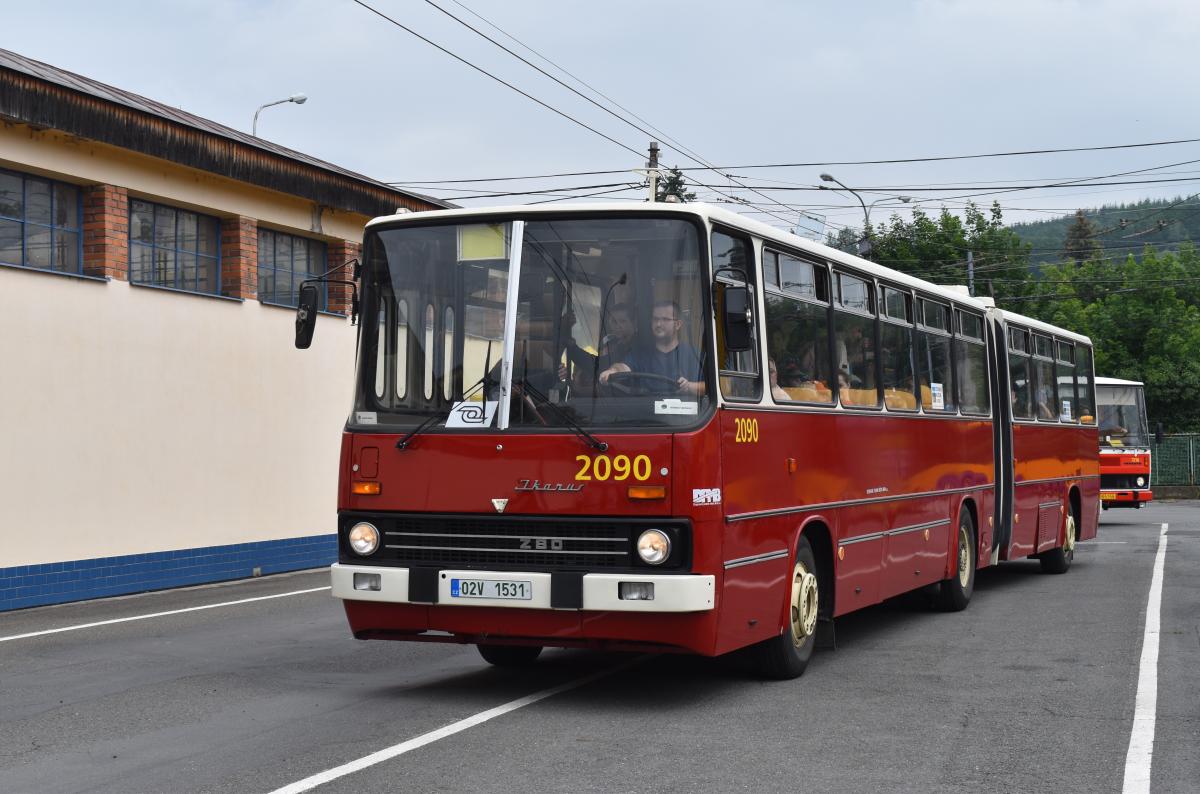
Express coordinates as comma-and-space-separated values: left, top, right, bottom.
721, 284, 753, 353
1155, 422, 1164, 446
295, 283, 320, 349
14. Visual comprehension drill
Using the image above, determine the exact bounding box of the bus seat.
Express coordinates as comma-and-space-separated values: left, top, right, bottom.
843, 388, 879, 407
884, 389, 916, 410
783, 384, 833, 403
919, 384, 933, 409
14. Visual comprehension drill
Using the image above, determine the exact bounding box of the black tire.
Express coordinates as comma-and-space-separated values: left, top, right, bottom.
477, 643, 543, 667
938, 506, 976, 612
1040, 505, 1076, 574
750, 536, 821, 680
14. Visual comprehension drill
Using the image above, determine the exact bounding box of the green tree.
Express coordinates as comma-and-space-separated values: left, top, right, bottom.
1061, 209, 1101, 265
656, 167, 696, 203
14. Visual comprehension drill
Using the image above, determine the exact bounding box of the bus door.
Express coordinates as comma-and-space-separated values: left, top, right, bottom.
987, 314, 1014, 562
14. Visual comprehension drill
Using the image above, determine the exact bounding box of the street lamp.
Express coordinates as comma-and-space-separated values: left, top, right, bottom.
819, 172, 912, 257
252, 93, 308, 137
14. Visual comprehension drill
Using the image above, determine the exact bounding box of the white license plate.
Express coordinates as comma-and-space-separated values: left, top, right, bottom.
450, 578, 533, 600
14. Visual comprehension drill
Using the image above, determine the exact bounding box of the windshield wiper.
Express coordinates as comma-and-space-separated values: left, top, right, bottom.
397, 342, 495, 451
515, 374, 609, 452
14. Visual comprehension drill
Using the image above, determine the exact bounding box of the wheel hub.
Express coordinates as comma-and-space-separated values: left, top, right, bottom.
790, 564, 819, 644
957, 524, 971, 588
1064, 515, 1076, 553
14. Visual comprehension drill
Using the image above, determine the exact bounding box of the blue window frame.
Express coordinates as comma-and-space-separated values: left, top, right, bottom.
128, 199, 221, 294
258, 228, 327, 309
0, 168, 82, 274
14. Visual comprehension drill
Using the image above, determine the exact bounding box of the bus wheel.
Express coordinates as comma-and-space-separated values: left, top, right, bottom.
938, 507, 976, 612
1040, 509, 1076, 574
477, 644, 543, 667
751, 535, 820, 680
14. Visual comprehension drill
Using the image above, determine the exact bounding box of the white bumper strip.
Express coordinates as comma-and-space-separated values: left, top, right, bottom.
330, 564, 715, 613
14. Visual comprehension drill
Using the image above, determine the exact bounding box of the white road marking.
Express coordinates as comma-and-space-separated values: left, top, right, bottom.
269, 660, 637, 794
0, 587, 331, 643
1121, 522, 1168, 794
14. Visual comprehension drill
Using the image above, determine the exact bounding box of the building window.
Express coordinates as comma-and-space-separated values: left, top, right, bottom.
259, 229, 327, 309
129, 199, 220, 294
0, 168, 82, 274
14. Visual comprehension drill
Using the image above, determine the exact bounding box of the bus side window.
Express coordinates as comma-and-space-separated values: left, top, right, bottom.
954, 310, 989, 415
880, 287, 917, 411
1056, 341, 1077, 422
834, 272, 879, 408
713, 229, 761, 401
764, 251, 833, 404
1032, 333, 1058, 422
1008, 326, 1033, 419
917, 298, 954, 413
1075, 345, 1096, 423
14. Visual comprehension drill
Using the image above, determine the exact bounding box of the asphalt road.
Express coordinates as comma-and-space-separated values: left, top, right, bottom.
1, 502, 1196, 794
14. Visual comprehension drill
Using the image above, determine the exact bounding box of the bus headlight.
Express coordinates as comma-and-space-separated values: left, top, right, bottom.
636, 529, 671, 565
1136, 476, 1146, 487
348, 522, 380, 556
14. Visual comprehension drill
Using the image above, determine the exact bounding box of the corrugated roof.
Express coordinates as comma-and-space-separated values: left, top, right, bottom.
0, 47, 451, 209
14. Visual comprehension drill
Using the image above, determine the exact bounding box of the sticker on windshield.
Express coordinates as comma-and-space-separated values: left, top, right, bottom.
930, 383, 945, 410
655, 399, 699, 415
354, 411, 378, 425
446, 400, 499, 428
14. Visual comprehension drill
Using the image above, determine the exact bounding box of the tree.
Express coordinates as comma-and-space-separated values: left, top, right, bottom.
656, 167, 696, 203
1061, 209, 1101, 265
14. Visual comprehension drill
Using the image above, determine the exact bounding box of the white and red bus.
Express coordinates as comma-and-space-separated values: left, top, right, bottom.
295, 202, 1099, 679
1095, 377, 1156, 508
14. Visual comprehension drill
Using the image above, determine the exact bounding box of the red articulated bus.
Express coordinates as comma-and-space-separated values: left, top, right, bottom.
295, 203, 1099, 679
1095, 377, 1155, 509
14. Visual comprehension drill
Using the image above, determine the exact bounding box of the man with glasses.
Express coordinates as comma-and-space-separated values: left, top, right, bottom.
599, 300, 705, 396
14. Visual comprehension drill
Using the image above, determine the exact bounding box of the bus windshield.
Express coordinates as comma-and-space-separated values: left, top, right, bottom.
356, 215, 710, 431
1097, 383, 1149, 447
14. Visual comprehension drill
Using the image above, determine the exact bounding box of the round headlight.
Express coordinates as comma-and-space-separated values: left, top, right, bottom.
636, 529, 671, 565
1136, 476, 1146, 487
348, 522, 380, 556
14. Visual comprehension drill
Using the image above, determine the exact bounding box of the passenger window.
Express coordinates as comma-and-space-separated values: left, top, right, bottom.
1075, 346, 1096, 423
954, 310, 988, 415
765, 293, 834, 404
1008, 327, 1032, 419
834, 274, 878, 407
879, 288, 915, 411
1032, 333, 1057, 421
918, 300, 953, 412
1056, 341, 1077, 422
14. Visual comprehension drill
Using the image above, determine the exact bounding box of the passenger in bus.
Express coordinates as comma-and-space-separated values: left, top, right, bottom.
836, 324, 870, 386
599, 299, 705, 396
769, 358, 790, 401
1036, 387, 1056, 420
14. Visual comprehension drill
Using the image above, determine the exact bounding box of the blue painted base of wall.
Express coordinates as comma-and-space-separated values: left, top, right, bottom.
0, 535, 337, 612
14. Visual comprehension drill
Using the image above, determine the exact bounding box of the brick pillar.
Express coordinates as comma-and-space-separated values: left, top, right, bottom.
220, 216, 258, 299
327, 239, 361, 316
82, 185, 128, 280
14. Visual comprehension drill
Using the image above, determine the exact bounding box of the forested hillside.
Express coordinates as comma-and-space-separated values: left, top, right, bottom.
1010, 195, 1199, 266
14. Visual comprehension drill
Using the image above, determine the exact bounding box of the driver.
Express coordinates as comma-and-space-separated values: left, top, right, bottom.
599, 300, 705, 397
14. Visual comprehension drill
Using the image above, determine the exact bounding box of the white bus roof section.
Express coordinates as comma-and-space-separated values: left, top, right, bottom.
992, 306, 1092, 346
366, 201, 997, 313
1095, 376, 1144, 387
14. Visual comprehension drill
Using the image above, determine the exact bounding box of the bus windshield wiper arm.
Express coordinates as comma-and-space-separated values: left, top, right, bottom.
395, 413, 442, 450
516, 375, 609, 452
397, 343, 496, 451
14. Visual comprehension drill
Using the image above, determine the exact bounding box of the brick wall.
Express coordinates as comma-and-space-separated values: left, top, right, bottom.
82, 184, 128, 280
220, 215, 258, 299
327, 239, 361, 316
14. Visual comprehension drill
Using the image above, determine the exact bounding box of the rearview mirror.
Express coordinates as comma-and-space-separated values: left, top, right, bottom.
295, 283, 320, 349
721, 284, 753, 353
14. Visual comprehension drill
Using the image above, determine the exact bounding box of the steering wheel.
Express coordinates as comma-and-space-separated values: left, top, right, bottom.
606, 371, 681, 396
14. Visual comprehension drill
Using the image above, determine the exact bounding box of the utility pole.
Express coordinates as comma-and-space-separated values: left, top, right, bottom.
647, 141, 660, 202
967, 250, 975, 296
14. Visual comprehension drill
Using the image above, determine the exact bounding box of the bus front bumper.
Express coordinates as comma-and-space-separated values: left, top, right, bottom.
330, 563, 715, 613
1101, 489, 1153, 507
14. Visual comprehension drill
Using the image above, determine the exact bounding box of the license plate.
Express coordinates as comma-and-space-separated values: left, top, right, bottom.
450, 578, 533, 600
1101, 493, 1117, 501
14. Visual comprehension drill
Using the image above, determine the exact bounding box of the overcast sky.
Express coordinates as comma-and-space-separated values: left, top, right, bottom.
4, 0, 1200, 234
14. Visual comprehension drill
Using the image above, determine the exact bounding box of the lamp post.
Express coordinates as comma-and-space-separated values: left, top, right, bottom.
252, 93, 308, 137
819, 172, 911, 258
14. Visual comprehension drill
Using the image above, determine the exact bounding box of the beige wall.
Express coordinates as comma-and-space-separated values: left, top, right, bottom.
0, 121, 369, 242
0, 269, 356, 567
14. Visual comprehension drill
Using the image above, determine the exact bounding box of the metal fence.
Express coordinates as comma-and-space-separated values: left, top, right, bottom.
1151, 434, 1200, 486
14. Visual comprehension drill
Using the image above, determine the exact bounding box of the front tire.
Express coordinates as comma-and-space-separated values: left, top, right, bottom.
1040, 506, 1076, 574
477, 643, 543, 667
938, 506, 976, 611
750, 536, 821, 680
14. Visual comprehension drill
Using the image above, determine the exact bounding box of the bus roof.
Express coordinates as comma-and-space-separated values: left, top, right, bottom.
1095, 376, 1144, 387
366, 201, 1088, 338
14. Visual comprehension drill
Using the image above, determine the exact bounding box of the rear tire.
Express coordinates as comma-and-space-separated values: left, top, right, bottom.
750, 536, 821, 680
477, 644, 543, 667
938, 506, 976, 612
1040, 506, 1076, 574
